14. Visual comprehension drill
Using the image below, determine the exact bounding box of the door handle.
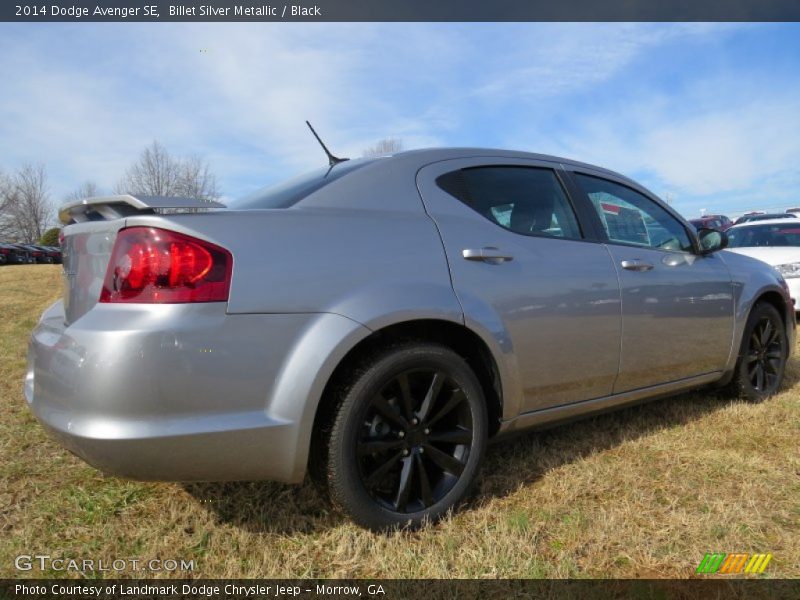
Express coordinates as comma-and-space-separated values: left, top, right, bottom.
620, 259, 654, 272
462, 247, 514, 263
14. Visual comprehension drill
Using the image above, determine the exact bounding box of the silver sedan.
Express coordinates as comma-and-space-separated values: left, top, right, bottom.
25, 148, 795, 530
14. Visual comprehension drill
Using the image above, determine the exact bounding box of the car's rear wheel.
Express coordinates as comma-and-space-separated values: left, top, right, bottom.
324, 343, 488, 531
730, 302, 788, 402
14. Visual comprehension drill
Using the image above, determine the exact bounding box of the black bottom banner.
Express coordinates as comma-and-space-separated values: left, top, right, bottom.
1, 579, 799, 600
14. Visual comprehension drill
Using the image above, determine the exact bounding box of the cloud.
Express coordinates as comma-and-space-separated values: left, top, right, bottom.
0, 21, 797, 219
472, 23, 739, 102
532, 72, 800, 216
0, 23, 469, 201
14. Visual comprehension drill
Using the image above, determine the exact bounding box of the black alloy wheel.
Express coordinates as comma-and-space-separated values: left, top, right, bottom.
733, 302, 788, 402
325, 343, 488, 531
747, 317, 784, 392
356, 368, 473, 514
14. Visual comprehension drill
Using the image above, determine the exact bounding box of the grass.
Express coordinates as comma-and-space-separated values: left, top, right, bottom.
1, 264, 798, 579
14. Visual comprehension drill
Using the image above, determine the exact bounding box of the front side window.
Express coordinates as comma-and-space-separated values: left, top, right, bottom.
436, 166, 582, 239
575, 174, 693, 252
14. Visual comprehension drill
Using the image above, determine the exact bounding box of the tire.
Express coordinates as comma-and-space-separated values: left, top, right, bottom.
729, 302, 788, 402
324, 343, 488, 531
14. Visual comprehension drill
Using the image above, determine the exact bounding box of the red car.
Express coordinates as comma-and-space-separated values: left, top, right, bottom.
688, 214, 733, 232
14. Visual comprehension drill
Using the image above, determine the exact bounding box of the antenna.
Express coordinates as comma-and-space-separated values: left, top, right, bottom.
306, 121, 349, 167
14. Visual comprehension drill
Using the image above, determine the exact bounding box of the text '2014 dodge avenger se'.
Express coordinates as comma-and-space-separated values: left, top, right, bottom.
25, 148, 795, 530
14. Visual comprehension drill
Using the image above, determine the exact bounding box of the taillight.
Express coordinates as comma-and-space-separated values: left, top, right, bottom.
0, 248, 8, 255
99, 227, 232, 304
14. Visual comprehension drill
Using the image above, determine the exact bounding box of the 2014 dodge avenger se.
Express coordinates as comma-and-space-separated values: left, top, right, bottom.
25, 147, 795, 530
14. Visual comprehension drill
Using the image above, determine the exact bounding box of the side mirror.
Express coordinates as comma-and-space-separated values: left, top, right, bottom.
697, 227, 728, 254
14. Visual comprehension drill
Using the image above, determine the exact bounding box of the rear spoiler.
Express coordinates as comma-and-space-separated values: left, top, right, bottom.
59, 194, 226, 225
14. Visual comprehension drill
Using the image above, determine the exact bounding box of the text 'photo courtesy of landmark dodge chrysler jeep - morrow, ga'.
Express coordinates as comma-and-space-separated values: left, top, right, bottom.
26, 147, 795, 530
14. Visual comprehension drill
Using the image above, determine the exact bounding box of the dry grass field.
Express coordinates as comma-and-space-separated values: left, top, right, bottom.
1, 264, 798, 579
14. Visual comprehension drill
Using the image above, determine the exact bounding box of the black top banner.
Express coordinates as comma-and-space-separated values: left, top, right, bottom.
3, 0, 800, 22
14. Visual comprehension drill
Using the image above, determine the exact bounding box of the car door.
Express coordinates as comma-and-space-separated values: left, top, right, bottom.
417, 157, 622, 416
567, 169, 735, 393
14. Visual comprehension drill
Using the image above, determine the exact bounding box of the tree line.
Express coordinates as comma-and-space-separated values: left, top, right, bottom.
1, 137, 403, 244
0, 141, 220, 244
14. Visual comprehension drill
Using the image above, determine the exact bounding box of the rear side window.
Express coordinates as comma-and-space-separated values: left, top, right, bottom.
229, 159, 374, 209
436, 166, 582, 239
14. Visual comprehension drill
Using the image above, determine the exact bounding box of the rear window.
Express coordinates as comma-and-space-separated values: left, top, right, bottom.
228, 159, 374, 210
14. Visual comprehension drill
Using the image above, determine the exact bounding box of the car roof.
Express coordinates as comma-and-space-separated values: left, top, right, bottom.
382, 147, 638, 185
730, 217, 800, 228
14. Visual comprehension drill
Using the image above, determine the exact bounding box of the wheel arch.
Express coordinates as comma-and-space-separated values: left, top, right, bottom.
309, 319, 506, 476
719, 285, 794, 386
757, 290, 790, 327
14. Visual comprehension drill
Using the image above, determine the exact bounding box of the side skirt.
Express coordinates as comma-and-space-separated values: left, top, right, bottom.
495, 371, 723, 439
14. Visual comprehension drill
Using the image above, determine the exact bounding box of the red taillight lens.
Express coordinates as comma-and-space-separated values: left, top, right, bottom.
0, 248, 8, 255
99, 227, 232, 304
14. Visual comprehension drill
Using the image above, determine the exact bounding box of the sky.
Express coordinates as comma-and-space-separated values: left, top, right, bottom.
1, 22, 799, 219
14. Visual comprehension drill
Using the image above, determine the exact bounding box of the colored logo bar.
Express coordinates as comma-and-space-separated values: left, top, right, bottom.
696, 553, 772, 574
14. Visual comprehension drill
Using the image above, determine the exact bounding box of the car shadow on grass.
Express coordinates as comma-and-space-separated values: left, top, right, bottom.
475, 357, 800, 505
185, 358, 800, 534
182, 478, 342, 534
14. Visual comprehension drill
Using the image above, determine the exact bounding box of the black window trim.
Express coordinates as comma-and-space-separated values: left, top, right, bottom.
562, 168, 702, 255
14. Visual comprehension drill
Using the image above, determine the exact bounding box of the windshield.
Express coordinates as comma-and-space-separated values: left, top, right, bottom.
228, 159, 375, 210
727, 223, 800, 248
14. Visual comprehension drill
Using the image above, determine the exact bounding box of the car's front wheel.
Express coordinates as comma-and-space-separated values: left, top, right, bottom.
324, 343, 488, 531
731, 302, 788, 402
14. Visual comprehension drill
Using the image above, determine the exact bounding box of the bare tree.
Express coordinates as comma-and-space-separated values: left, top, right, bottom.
116, 141, 220, 202
175, 155, 219, 201
2, 164, 52, 242
65, 181, 100, 203
0, 168, 16, 239
362, 138, 403, 158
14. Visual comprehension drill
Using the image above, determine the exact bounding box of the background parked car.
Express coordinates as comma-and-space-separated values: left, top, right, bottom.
726, 218, 800, 313
689, 214, 733, 231
42, 246, 62, 263
28, 244, 60, 263
15, 244, 51, 263
0, 243, 62, 264
0, 244, 26, 264
734, 212, 798, 225
3, 244, 34, 264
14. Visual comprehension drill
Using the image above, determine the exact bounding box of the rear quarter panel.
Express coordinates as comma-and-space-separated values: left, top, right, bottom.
124, 207, 463, 328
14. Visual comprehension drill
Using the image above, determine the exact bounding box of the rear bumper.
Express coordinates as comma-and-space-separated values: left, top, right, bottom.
25, 300, 369, 483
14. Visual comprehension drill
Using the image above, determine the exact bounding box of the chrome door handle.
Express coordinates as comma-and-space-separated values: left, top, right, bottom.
462, 247, 514, 263
620, 259, 654, 272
